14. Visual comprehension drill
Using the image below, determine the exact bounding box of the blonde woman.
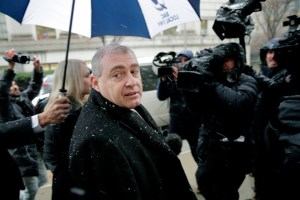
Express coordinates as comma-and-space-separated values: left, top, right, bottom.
43, 59, 91, 200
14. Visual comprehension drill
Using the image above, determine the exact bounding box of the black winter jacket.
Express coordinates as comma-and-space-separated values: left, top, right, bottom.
44, 99, 82, 200
0, 117, 38, 198
250, 66, 291, 144
157, 78, 192, 118
198, 73, 258, 140
156, 78, 200, 136
69, 89, 197, 200
265, 95, 300, 168
0, 68, 43, 176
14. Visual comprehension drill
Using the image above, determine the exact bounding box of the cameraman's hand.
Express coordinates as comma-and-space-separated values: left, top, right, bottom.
243, 65, 256, 77
160, 66, 178, 82
172, 66, 179, 80
38, 97, 70, 127
33, 56, 43, 72
4, 49, 16, 70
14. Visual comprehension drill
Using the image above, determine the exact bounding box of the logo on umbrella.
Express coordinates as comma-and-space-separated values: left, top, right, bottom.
152, 0, 167, 11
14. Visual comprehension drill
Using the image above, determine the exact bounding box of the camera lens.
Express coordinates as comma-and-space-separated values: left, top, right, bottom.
12, 54, 31, 64
19, 55, 31, 64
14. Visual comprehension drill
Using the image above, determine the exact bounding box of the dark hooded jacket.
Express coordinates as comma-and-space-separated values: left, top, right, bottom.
250, 38, 292, 145
262, 93, 300, 200
180, 43, 258, 140
178, 42, 257, 200
69, 89, 197, 200
265, 94, 300, 167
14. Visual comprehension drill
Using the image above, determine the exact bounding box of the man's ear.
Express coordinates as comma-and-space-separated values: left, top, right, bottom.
90, 75, 100, 92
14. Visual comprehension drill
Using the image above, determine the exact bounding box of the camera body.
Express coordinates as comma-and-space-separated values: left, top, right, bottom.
275, 15, 300, 78
152, 51, 181, 77
3, 53, 33, 64
213, 0, 265, 40
177, 43, 245, 92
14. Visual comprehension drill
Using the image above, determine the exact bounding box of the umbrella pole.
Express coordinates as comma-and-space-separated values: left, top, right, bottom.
239, 35, 246, 63
59, 0, 76, 96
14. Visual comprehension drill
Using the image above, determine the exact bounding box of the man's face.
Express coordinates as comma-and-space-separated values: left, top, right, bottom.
266, 50, 278, 68
91, 52, 143, 109
219, 58, 239, 83
9, 81, 20, 97
178, 55, 189, 69
221, 59, 235, 74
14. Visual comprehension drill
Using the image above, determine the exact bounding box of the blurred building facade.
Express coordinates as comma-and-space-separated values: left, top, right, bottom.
0, 0, 243, 72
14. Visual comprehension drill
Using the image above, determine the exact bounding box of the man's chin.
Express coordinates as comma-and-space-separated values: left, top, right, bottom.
267, 62, 278, 68
126, 101, 141, 109
10, 94, 20, 97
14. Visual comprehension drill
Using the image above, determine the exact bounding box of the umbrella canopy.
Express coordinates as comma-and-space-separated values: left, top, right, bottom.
0, 0, 200, 39
0, 0, 200, 93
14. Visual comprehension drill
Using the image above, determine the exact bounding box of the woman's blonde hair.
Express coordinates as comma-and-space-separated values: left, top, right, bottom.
45, 59, 88, 110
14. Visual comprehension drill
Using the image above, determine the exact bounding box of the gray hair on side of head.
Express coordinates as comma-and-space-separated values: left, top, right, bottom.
91, 43, 135, 77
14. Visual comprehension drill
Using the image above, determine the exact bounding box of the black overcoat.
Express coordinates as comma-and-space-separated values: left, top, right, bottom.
0, 68, 43, 177
0, 117, 36, 199
69, 89, 197, 200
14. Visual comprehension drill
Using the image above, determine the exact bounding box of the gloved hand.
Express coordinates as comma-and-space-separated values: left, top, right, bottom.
165, 133, 182, 155
243, 65, 256, 77
272, 69, 290, 86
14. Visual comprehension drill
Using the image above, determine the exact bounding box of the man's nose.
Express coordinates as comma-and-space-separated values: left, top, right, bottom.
125, 74, 138, 86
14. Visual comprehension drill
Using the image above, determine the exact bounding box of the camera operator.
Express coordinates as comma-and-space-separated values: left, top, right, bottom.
0, 49, 47, 200
178, 42, 258, 200
156, 50, 201, 162
244, 37, 293, 200
262, 44, 300, 200
248, 17, 300, 199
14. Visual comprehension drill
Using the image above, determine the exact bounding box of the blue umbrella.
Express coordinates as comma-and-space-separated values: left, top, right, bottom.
0, 0, 200, 93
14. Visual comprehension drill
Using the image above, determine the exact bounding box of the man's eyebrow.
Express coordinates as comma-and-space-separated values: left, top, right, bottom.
109, 65, 126, 72
108, 63, 139, 72
132, 64, 140, 68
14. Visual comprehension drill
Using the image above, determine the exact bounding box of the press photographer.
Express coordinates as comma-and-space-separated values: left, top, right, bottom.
155, 49, 201, 162
261, 15, 300, 200
177, 42, 258, 200
0, 49, 46, 200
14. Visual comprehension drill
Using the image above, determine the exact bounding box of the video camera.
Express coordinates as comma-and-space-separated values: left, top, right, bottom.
3, 53, 34, 64
177, 43, 245, 92
213, 0, 265, 40
152, 51, 181, 77
274, 15, 300, 77
261, 15, 300, 62
283, 15, 300, 34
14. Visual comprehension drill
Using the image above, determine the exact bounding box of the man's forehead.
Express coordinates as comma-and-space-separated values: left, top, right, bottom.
104, 52, 137, 61
102, 53, 139, 70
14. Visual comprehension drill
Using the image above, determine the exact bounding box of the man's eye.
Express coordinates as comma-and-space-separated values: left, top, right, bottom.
131, 69, 140, 77
113, 72, 122, 79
